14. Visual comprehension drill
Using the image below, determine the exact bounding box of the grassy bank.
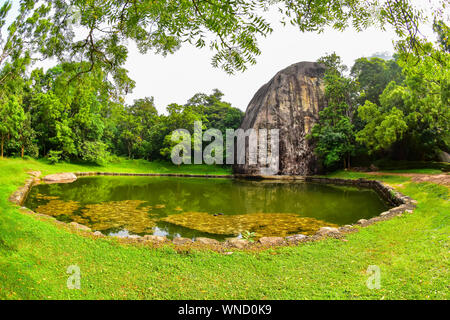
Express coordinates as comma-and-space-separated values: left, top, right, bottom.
0, 158, 448, 299
0, 157, 232, 176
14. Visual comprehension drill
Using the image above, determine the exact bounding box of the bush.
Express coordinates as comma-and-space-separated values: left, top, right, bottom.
25, 144, 39, 159
47, 150, 62, 164
107, 154, 123, 164
80, 141, 110, 166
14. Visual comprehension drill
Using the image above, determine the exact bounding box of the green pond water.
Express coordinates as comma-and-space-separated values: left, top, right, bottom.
24, 176, 390, 240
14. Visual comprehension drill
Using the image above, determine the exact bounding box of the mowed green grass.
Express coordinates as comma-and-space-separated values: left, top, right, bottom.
0, 158, 448, 299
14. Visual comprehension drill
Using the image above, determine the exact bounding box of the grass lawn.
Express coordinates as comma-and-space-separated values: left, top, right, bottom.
0, 158, 448, 299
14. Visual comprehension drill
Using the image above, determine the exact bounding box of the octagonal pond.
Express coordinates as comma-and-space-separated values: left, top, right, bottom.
24, 176, 390, 240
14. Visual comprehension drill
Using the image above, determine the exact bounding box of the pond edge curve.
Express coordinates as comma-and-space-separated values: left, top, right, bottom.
9, 171, 418, 251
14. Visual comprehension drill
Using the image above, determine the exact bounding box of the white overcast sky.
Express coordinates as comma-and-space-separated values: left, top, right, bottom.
5, 0, 443, 113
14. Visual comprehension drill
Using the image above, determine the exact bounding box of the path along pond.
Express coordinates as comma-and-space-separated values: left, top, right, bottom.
24, 176, 390, 240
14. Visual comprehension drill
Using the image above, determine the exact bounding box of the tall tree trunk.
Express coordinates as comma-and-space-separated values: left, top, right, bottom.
21, 145, 24, 159
1, 135, 4, 159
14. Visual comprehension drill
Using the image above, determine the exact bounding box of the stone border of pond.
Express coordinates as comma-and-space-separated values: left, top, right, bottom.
9, 171, 417, 251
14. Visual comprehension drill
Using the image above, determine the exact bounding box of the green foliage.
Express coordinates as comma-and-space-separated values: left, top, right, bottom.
0, 53, 242, 164
351, 57, 404, 105
241, 230, 256, 242
187, 89, 244, 133
314, 24, 450, 168
47, 150, 62, 164
433, 19, 450, 53
357, 38, 450, 160
356, 101, 408, 153
0, 1, 447, 169
313, 117, 356, 168
159, 90, 243, 162
80, 141, 110, 166
311, 53, 358, 169
0, 96, 25, 158
0, 0, 431, 78
36, 0, 389, 74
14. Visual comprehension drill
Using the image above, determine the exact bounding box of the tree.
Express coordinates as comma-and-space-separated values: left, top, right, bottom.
25, 62, 132, 161
0, 96, 25, 158
0, 1, 54, 94
351, 57, 404, 106
356, 39, 450, 160
356, 101, 408, 154
24, 0, 439, 79
118, 109, 144, 159
126, 97, 160, 160
311, 53, 358, 169
80, 140, 110, 165
312, 117, 356, 169
186, 89, 244, 133
433, 19, 450, 53
31, 91, 75, 157
17, 112, 37, 158
159, 103, 206, 159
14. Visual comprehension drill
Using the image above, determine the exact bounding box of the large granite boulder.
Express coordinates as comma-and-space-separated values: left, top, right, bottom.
233, 61, 326, 176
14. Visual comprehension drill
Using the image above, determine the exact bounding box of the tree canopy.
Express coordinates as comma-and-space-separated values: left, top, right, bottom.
310, 24, 450, 169
0, 0, 446, 80
0, 0, 447, 169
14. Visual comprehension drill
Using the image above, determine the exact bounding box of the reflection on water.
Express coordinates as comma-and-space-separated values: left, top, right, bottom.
24, 176, 390, 240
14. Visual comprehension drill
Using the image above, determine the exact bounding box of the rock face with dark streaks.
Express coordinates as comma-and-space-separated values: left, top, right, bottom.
233, 61, 327, 176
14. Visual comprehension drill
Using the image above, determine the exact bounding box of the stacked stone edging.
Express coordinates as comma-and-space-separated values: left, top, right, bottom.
8, 172, 40, 206
303, 177, 415, 206
75, 172, 234, 178
9, 171, 417, 251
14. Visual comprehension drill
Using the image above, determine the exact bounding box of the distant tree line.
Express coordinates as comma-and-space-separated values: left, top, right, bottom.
0, 61, 243, 164
0, 1, 448, 169
310, 21, 449, 170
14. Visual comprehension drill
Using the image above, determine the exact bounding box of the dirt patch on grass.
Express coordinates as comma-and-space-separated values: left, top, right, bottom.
367, 172, 450, 186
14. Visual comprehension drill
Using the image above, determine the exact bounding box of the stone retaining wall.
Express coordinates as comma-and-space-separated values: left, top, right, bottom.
75, 172, 233, 178
9, 171, 417, 251
304, 177, 413, 207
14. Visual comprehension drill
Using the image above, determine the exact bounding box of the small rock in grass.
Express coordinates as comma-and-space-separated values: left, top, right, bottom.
380, 211, 390, 217
173, 237, 193, 245
226, 238, 249, 249
195, 237, 220, 245
258, 237, 285, 246
357, 219, 368, 225
143, 235, 167, 242
317, 227, 340, 235
93, 231, 105, 237
285, 234, 307, 243
69, 222, 91, 232
128, 235, 141, 240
